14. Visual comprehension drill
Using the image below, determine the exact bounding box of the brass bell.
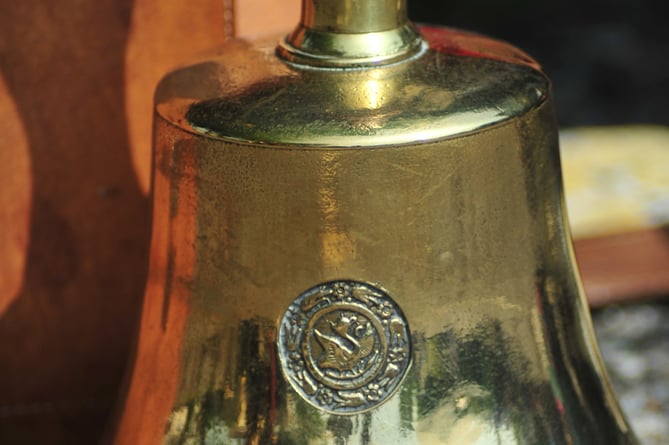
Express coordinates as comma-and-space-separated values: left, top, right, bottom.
107, 0, 639, 443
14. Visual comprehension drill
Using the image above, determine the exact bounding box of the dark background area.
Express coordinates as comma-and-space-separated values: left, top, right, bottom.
409, 0, 669, 127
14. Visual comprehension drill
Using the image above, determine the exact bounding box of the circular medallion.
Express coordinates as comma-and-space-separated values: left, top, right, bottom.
278, 280, 411, 414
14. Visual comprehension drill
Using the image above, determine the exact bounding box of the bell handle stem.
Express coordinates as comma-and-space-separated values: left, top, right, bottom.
301, 0, 409, 34
278, 0, 425, 68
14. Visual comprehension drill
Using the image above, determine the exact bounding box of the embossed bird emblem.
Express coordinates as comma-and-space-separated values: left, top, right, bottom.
314, 315, 376, 372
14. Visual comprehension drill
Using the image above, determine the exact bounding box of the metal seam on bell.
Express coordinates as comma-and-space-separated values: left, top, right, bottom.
277, 24, 425, 68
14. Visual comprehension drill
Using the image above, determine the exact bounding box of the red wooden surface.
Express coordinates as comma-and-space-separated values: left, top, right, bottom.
0, 1, 227, 443
575, 228, 669, 307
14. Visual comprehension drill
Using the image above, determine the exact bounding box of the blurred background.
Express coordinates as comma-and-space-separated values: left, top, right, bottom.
0, 0, 667, 443
411, 0, 669, 127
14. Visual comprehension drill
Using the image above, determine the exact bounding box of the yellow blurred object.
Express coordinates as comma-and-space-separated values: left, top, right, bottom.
561, 126, 669, 239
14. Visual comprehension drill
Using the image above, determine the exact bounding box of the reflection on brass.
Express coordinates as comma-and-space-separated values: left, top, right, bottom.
107, 0, 639, 444
278, 0, 424, 67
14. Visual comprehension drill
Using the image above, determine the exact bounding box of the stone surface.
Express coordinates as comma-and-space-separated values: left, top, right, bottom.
593, 303, 669, 445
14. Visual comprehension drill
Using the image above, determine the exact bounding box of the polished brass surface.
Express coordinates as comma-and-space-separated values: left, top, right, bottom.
302, 0, 407, 32
108, 1, 638, 444
277, 0, 424, 67
185, 28, 545, 147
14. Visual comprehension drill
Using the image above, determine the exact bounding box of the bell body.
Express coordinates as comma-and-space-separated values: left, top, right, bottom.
108, 3, 637, 444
